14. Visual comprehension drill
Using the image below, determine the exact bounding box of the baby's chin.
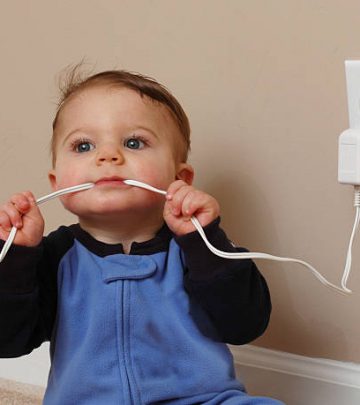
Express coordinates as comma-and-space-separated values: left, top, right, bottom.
64, 199, 164, 218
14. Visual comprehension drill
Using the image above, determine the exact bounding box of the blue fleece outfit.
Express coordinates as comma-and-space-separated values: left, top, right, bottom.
0, 218, 284, 404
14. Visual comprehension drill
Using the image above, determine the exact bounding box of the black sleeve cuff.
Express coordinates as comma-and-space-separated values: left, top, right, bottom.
0, 241, 43, 293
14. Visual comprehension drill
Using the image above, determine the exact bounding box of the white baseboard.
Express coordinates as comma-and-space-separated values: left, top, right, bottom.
230, 344, 360, 405
0, 343, 49, 387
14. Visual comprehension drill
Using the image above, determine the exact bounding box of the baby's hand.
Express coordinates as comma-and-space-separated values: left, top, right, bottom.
0, 191, 44, 247
164, 180, 220, 236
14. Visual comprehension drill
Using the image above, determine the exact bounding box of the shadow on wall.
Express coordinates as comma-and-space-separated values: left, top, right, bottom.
286, 317, 350, 360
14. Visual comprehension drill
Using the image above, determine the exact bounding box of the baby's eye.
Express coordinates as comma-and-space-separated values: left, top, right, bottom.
124, 137, 145, 150
73, 140, 95, 153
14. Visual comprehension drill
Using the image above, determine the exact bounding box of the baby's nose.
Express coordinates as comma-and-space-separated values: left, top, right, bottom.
96, 145, 124, 165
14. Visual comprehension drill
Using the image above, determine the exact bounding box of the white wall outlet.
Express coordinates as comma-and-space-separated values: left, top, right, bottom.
338, 61, 360, 185
345, 60, 360, 129
338, 128, 360, 184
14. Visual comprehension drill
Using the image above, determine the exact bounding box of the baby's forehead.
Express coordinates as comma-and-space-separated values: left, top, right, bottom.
54, 85, 180, 141
61, 84, 174, 122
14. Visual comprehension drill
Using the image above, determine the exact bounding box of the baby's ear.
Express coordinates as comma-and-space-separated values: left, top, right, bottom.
176, 163, 194, 185
48, 170, 58, 191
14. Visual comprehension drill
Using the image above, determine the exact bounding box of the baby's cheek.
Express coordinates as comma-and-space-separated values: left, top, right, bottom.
144, 167, 177, 189
58, 193, 88, 216
135, 171, 161, 189
58, 194, 76, 212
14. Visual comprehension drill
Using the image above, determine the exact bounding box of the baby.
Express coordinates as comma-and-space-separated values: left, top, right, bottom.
0, 69, 284, 404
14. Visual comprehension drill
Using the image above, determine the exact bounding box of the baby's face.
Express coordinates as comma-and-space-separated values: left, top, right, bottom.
49, 85, 191, 219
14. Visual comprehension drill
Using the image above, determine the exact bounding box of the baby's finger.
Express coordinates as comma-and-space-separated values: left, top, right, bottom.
181, 190, 208, 217
0, 211, 12, 232
166, 180, 188, 201
2, 201, 23, 228
10, 193, 33, 214
169, 185, 194, 215
22, 191, 37, 203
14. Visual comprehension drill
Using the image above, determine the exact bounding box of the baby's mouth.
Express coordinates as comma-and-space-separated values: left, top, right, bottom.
95, 176, 126, 187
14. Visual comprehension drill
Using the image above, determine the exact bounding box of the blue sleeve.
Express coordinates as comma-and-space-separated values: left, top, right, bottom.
175, 217, 272, 345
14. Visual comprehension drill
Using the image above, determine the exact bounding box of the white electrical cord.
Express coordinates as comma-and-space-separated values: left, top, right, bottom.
0, 183, 94, 263
125, 180, 354, 296
0, 179, 357, 295
340, 186, 360, 291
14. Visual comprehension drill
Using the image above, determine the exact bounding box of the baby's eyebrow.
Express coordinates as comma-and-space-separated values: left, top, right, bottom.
61, 128, 89, 146
134, 126, 159, 139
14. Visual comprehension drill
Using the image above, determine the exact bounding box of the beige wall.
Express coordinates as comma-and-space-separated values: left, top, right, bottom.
0, 0, 360, 363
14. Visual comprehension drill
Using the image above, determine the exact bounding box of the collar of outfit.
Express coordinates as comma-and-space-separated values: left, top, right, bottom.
69, 222, 173, 256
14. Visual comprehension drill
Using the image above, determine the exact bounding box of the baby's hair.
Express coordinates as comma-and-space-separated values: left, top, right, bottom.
51, 64, 191, 166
